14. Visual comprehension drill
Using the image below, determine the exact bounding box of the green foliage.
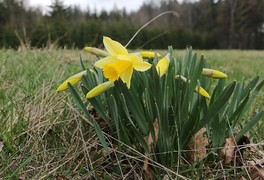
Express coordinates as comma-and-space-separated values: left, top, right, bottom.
66, 47, 263, 176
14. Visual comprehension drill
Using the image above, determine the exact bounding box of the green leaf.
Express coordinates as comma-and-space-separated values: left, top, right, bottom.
93, 120, 110, 154
89, 98, 112, 130
79, 54, 86, 70
118, 82, 148, 135
229, 90, 250, 126
200, 81, 236, 128
109, 95, 119, 139
238, 79, 264, 120
120, 93, 149, 153
226, 82, 243, 118
68, 83, 92, 119
240, 75, 259, 100
236, 110, 264, 142
68, 83, 110, 154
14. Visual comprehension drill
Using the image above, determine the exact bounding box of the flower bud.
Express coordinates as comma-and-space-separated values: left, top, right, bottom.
86, 81, 114, 98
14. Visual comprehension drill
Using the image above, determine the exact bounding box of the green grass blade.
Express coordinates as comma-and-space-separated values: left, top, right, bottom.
7, 156, 33, 180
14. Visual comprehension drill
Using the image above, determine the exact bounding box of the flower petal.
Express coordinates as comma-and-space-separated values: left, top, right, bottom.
120, 65, 133, 88
116, 54, 131, 61
156, 54, 170, 77
94, 56, 116, 69
130, 55, 152, 71
103, 36, 128, 56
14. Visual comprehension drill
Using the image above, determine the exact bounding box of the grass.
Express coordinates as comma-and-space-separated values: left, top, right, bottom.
0, 49, 263, 179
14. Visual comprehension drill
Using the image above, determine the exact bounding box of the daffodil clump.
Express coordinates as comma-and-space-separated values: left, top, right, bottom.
57, 37, 226, 99
57, 36, 264, 173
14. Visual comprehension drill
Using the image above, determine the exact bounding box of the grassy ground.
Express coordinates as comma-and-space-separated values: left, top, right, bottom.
0, 49, 263, 179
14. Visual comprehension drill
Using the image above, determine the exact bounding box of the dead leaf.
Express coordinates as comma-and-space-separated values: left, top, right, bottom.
56, 174, 67, 180
143, 119, 159, 180
0, 141, 3, 152
240, 176, 248, 180
19, 174, 26, 180
146, 119, 159, 150
236, 135, 256, 165
162, 175, 169, 180
247, 160, 264, 179
187, 128, 209, 163
220, 137, 236, 165
244, 150, 264, 179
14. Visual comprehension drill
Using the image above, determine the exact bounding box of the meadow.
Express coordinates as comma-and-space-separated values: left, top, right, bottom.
0, 49, 263, 179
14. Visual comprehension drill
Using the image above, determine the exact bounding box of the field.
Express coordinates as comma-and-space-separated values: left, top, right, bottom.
0, 49, 263, 179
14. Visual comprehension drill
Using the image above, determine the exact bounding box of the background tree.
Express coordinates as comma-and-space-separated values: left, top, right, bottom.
0, 0, 263, 49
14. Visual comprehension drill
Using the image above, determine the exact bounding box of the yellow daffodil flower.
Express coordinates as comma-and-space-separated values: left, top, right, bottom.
86, 81, 114, 98
84, 46, 160, 59
94, 36, 152, 88
156, 53, 170, 77
176, 75, 210, 99
202, 68, 228, 79
84, 47, 109, 57
131, 51, 161, 59
57, 70, 87, 92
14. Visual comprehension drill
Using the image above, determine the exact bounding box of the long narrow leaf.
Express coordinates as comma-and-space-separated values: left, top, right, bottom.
236, 110, 264, 142
68, 83, 110, 154
200, 81, 236, 128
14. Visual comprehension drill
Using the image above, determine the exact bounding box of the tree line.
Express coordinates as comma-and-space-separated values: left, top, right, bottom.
0, 0, 264, 49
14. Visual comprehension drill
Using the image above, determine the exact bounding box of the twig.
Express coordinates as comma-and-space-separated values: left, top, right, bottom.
125, 11, 179, 48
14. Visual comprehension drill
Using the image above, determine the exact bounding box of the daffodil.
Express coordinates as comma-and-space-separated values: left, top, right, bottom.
132, 51, 161, 59
202, 68, 228, 79
176, 75, 210, 99
84, 47, 109, 57
94, 37, 152, 88
86, 81, 114, 98
57, 70, 87, 92
156, 53, 170, 77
